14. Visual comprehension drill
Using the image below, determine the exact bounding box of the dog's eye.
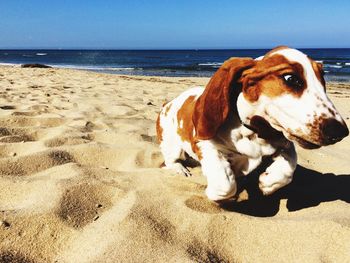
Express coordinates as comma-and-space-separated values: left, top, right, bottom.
283, 74, 304, 89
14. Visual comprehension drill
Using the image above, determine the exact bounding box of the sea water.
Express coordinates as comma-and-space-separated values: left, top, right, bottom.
1, 49, 350, 82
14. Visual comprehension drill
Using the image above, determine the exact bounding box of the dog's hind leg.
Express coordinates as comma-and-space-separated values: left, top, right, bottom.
198, 141, 237, 201
159, 138, 192, 177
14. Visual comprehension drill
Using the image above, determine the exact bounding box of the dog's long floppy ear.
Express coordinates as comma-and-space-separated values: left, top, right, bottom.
193, 57, 255, 140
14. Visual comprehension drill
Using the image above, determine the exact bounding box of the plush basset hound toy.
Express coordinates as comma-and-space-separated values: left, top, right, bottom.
156, 46, 349, 201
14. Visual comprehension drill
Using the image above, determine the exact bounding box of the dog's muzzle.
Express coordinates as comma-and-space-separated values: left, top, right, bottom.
320, 118, 349, 145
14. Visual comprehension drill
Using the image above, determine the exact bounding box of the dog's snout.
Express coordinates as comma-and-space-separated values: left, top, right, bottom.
321, 118, 349, 144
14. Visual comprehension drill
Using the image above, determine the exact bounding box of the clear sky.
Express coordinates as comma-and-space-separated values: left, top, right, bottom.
0, 0, 349, 49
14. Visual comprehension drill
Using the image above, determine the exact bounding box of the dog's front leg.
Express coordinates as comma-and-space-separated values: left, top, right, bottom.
259, 142, 297, 195
199, 141, 237, 201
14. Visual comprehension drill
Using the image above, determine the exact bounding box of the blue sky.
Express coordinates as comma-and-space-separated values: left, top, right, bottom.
0, 0, 349, 49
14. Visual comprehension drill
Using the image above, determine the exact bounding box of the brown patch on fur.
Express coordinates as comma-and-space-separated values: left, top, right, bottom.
164, 103, 172, 116
240, 54, 306, 102
304, 114, 330, 145
309, 58, 326, 88
177, 96, 202, 159
285, 114, 326, 149
193, 57, 256, 140
264, 45, 289, 57
287, 129, 321, 149
156, 113, 163, 143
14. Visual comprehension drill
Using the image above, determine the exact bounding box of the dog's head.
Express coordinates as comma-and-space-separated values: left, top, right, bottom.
193, 46, 349, 149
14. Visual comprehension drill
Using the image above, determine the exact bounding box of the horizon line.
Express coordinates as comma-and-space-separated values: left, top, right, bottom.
1, 46, 350, 51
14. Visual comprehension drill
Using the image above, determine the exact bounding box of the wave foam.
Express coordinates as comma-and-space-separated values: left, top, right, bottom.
198, 62, 222, 67
52, 65, 136, 71
325, 64, 343, 69
0, 62, 19, 67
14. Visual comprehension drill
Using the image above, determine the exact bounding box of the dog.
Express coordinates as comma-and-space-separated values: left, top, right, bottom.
156, 46, 349, 201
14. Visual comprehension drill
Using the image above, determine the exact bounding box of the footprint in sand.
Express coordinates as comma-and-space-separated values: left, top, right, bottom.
185, 195, 222, 214
0, 150, 74, 176
0, 163, 79, 211
0, 127, 36, 143
166, 177, 206, 194
0, 116, 65, 128
28, 104, 50, 113
55, 191, 136, 263
140, 134, 158, 143
67, 143, 162, 171
57, 183, 114, 228
133, 207, 175, 242
11, 111, 38, 116
0, 124, 72, 145
0, 142, 45, 158
0, 105, 16, 110
186, 239, 228, 263
0, 251, 35, 263
45, 136, 90, 148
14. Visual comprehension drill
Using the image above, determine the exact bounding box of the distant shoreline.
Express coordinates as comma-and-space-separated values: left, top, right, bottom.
1, 48, 350, 82
1, 63, 350, 84
1, 47, 350, 51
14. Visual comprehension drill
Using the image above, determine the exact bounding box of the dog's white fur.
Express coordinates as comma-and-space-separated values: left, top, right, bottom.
157, 47, 348, 201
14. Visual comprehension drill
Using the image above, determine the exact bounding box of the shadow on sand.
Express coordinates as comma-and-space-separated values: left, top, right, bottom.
219, 164, 350, 217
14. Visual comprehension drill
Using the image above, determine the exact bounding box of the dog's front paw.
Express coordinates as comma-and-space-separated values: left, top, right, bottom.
163, 162, 192, 177
258, 171, 291, 195
258, 172, 277, 195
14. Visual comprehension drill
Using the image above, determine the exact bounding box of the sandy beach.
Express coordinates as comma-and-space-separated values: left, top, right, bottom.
0, 65, 349, 263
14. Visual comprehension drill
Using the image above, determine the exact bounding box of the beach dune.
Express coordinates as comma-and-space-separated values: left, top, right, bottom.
0, 66, 349, 263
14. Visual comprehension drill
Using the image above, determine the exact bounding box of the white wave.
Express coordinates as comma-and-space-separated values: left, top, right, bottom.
0, 62, 19, 67
51, 64, 136, 71
325, 64, 342, 69
336, 62, 342, 65
345, 63, 350, 66
198, 62, 222, 66
316, 60, 323, 63
36, 53, 47, 56
104, 67, 135, 71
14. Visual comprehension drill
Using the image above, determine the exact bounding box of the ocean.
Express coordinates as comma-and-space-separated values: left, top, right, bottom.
1, 49, 350, 82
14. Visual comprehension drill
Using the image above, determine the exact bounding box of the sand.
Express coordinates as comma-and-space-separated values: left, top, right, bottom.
0, 65, 349, 263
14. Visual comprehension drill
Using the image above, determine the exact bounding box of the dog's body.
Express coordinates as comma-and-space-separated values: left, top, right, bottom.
156, 47, 349, 201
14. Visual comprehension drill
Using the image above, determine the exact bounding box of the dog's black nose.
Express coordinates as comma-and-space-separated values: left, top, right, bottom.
321, 118, 349, 144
